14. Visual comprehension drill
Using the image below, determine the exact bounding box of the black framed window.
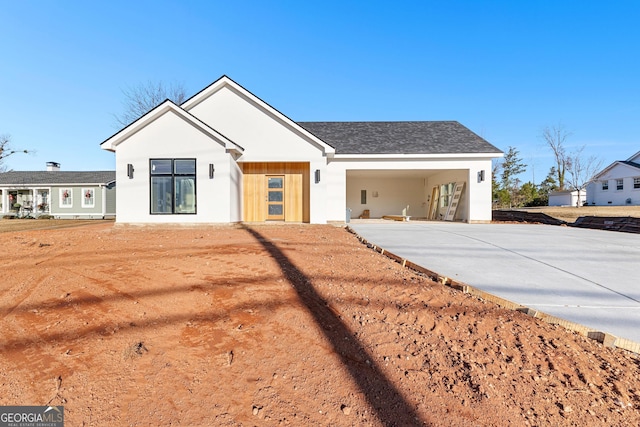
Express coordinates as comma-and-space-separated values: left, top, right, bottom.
150, 159, 196, 214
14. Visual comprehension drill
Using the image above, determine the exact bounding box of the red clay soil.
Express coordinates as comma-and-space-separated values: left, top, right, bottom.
1, 223, 639, 426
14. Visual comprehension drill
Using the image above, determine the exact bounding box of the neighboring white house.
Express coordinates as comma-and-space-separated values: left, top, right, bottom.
586, 151, 640, 206
100, 75, 503, 224
0, 162, 116, 219
548, 190, 586, 207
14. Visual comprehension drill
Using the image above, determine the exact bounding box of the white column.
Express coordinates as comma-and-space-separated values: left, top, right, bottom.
102, 185, 107, 218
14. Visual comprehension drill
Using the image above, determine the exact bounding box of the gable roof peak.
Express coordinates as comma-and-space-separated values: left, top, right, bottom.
180, 75, 243, 111
100, 98, 243, 154
181, 76, 335, 155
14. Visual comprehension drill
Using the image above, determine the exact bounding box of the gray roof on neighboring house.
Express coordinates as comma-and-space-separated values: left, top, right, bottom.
0, 171, 115, 186
620, 160, 640, 170
297, 121, 502, 155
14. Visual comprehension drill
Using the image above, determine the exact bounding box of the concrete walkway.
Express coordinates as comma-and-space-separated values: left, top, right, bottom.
348, 221, 640, 344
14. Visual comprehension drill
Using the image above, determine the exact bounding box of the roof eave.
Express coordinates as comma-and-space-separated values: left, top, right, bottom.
592, 160, 640, 180
0, 181, 114, 187
332, 152, 504, 160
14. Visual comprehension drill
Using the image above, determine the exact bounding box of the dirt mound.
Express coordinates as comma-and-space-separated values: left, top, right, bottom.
1, 223, 639, 425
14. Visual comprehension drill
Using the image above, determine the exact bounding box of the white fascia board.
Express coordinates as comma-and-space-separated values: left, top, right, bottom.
332, 152, 503, 161
100, 100, 243, 154
182, 76, 335, 156
592, 161, 623, 180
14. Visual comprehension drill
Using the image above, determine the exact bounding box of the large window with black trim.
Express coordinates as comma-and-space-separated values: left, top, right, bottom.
150, 159, 196, 214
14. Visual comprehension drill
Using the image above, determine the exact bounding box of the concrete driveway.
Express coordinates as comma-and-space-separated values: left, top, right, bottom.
348, 221, 640, 344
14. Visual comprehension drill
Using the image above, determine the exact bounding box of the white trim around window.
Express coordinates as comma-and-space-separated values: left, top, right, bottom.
60, 188, 73, 208
634, 177, 640, 190
82, 188, 95, 208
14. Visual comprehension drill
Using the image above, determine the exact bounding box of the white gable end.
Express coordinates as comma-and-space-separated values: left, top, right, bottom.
184, 80, 332, 163
598, 162, 640, 181
112, 109, 239, 224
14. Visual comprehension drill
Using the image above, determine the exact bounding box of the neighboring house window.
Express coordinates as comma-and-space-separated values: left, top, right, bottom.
60, 188, 72, 208
601, 181, 608, 191
82, 188, 95, 208
150, 159, 196, 214
634, 177, 640, 189
616, 179, 624, 191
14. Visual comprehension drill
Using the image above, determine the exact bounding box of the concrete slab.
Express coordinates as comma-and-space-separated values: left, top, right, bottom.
348, 222, 640, 344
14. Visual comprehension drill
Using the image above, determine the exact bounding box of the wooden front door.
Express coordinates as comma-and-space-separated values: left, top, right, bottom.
266, 175, 285, 220
241, 162, 309, 222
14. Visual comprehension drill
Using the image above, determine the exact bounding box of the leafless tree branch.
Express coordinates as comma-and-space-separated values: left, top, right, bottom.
113, 81, 188, 128
0, 134, 29, 172
541, 123, 572, 190
565, 146, 603, 207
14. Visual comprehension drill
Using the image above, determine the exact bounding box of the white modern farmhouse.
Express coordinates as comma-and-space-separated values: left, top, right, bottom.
101, 76, 503, 224
587, 150, 640, 206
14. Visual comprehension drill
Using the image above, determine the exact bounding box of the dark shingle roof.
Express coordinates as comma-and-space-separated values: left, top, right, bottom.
0, 171, 115, 186
620, 160, 640, 170
297, 121, 502, 155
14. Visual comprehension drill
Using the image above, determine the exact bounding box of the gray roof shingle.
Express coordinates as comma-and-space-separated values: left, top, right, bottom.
620, 160, 640, 170
0, 171, 115, 186
297, 121, 502, 155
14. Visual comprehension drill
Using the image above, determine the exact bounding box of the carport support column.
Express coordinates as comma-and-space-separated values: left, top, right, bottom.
310, 160, 328, 224
324, 161, 347, 223
467, 161, 493, 223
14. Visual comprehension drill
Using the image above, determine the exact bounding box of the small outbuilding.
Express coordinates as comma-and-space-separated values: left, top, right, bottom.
548, 190, 586, 207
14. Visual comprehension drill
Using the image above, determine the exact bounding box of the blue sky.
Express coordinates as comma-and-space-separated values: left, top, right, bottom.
1, 1, 639, 183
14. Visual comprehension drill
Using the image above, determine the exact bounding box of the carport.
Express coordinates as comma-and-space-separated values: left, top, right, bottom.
346, 169, 469, 221
349, 221, 640, 344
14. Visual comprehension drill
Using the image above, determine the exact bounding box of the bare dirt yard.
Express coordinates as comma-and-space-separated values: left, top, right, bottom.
1, 221, 640, 426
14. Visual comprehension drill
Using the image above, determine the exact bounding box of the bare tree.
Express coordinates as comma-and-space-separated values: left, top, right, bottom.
114, 81, 188, 128
565, 146, 603, 207
0, 134, 29, 172
541, 124, 572, 190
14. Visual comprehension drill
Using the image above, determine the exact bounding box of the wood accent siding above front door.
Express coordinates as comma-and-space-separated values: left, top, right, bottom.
241, 162, 310, 222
